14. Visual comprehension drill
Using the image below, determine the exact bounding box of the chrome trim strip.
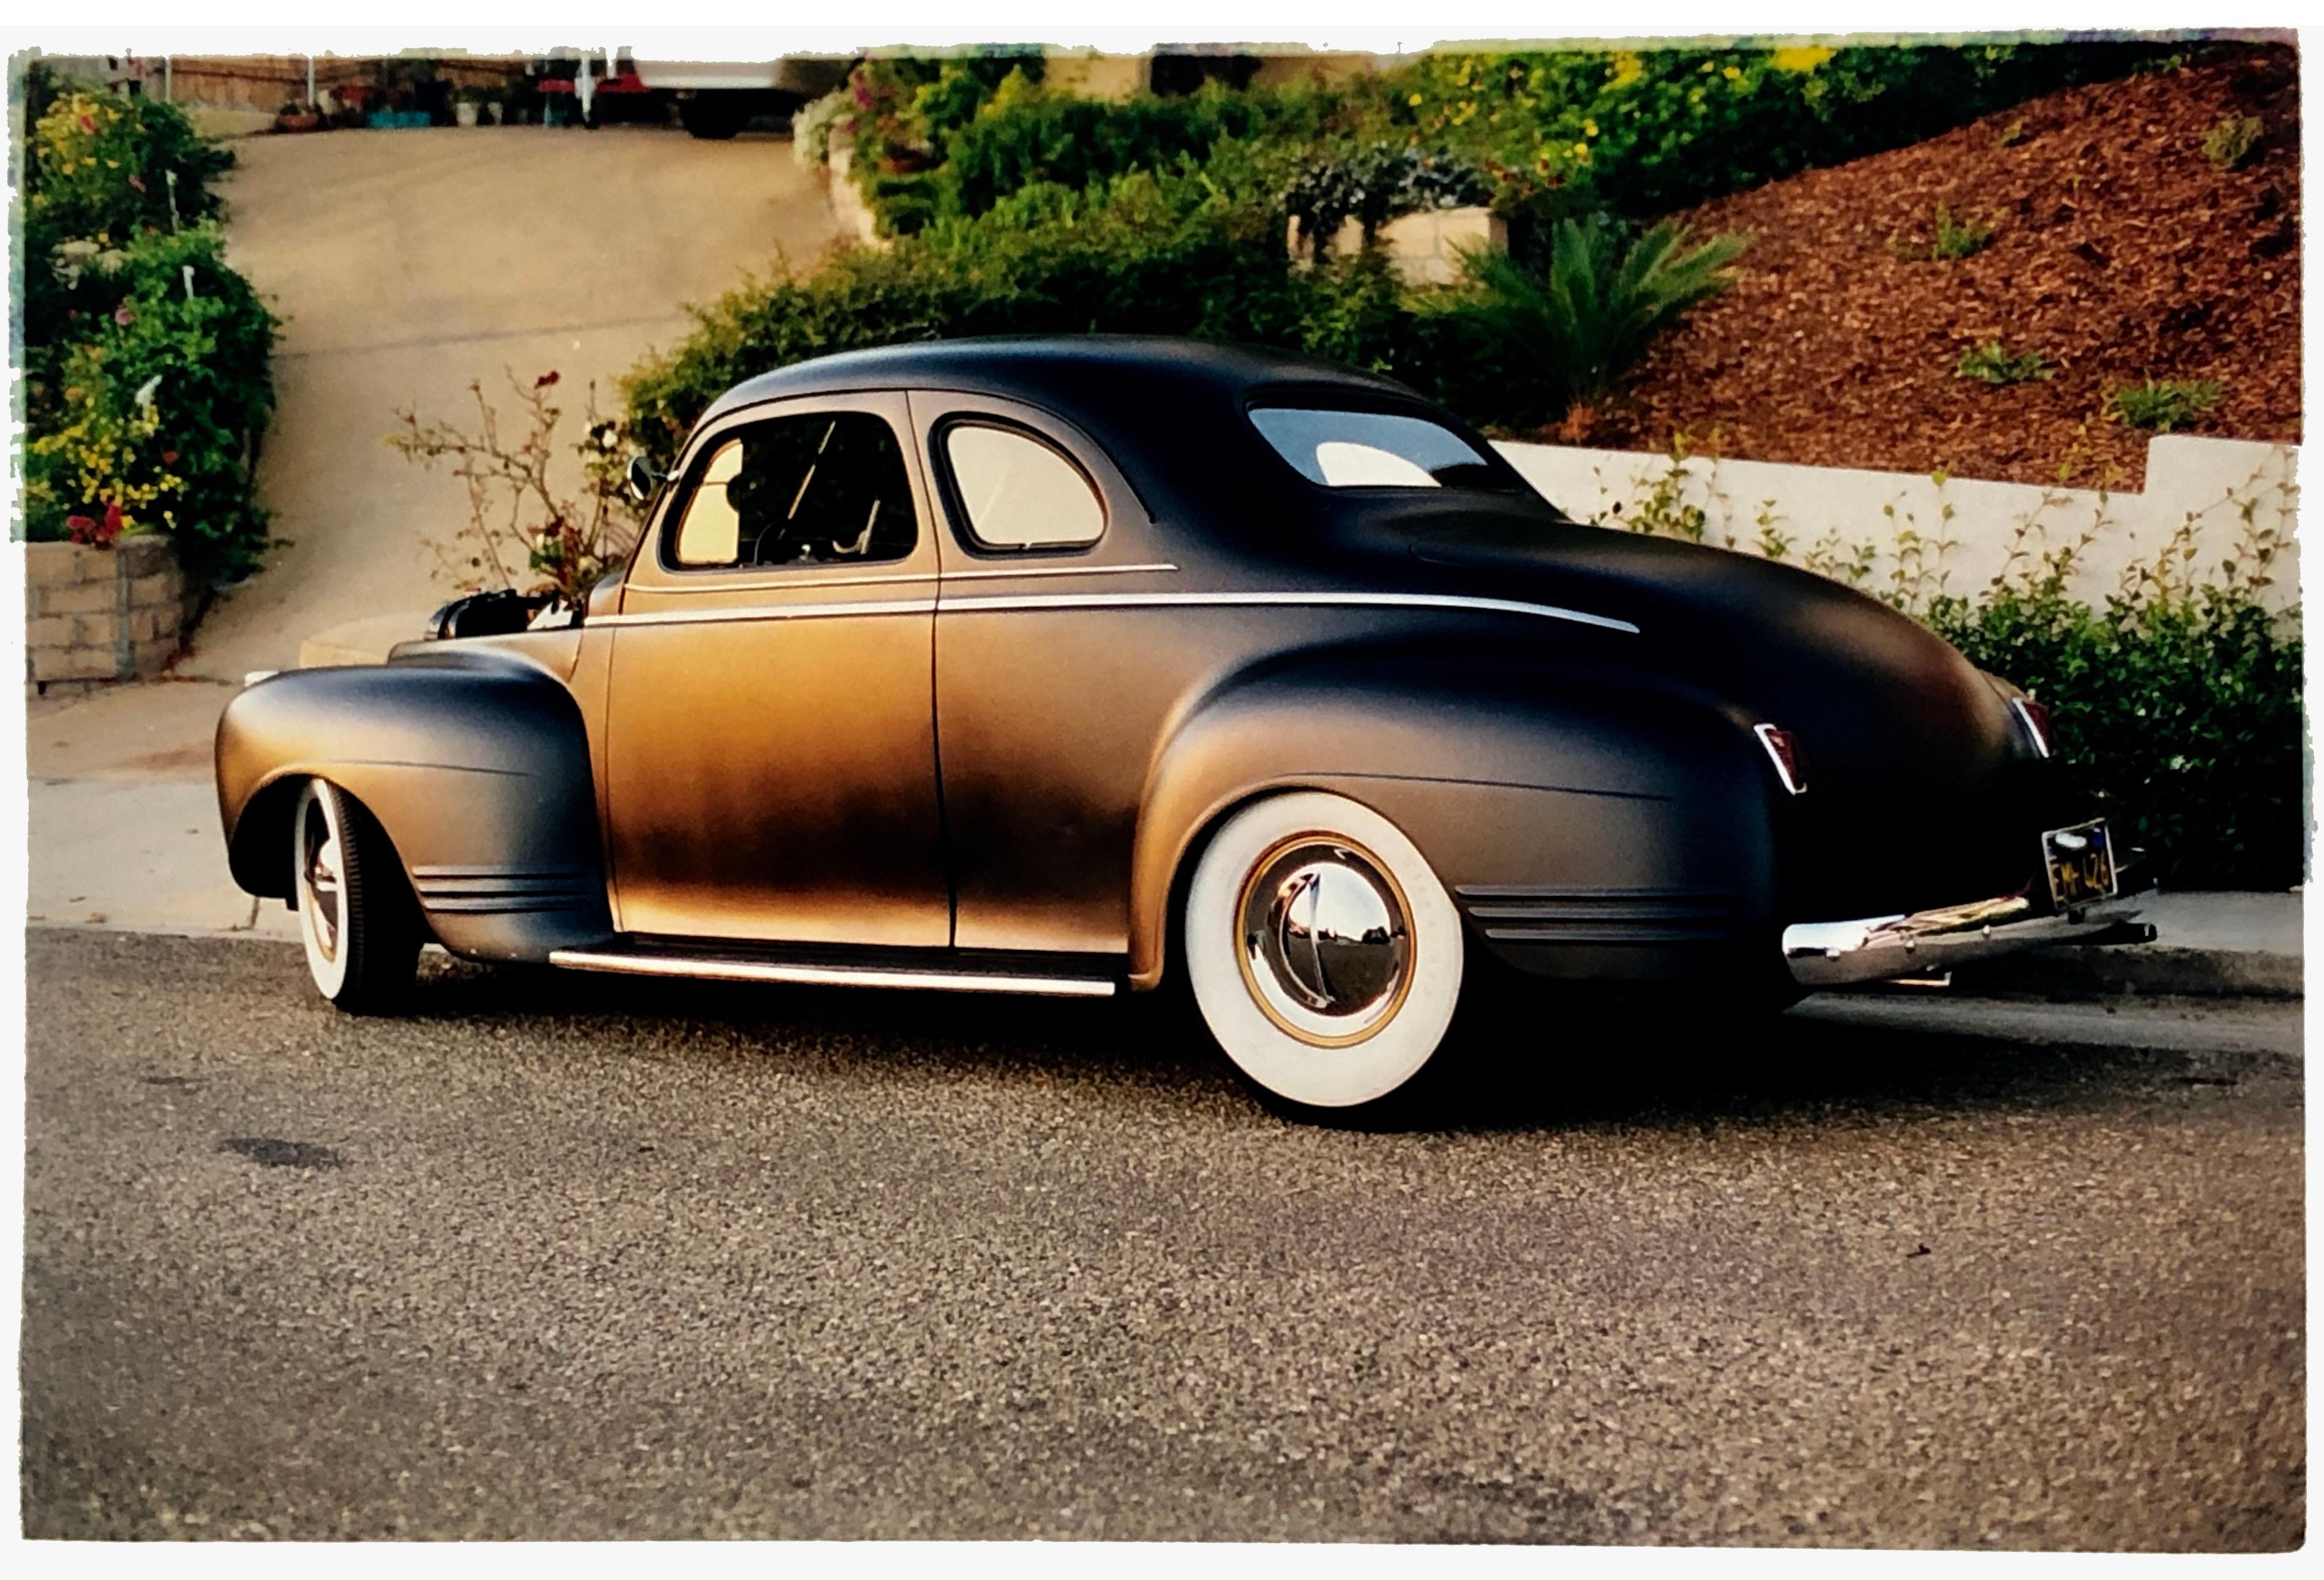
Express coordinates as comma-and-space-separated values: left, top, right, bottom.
938, 590, 1639, 634
941, 561, 1179, 582
548, 947, 1118, 998
592, 588, 1635, 634
1782, 886, 2152, 988
634, 570, 940, 597
595, 597, 937, 630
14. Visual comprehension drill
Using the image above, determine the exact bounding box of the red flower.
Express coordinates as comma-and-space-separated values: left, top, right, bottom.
161, 449, 178, 464
65, 503, 122, 547
78, 113, 97, 133
534, 371, 561, 389
114, 305, 135, 326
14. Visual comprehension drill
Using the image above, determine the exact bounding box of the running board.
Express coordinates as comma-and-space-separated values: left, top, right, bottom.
547, 947, 1117, 998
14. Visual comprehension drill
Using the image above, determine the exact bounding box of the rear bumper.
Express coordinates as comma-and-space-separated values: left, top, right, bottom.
1782, 884, 2155, 989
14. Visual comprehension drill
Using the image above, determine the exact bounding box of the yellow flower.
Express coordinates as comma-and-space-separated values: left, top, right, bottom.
1700, 60, 1716, 73
1610, 51, 1643, 86
1771, 45, 1836, 73
1571, 143, 1591, 162
1408, 91, 1423, 107
1723, 66, 1743, 81
1582, 118, 1599, 137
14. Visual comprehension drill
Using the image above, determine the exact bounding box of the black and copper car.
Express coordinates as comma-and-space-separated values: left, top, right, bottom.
216, 337, 2152, 1114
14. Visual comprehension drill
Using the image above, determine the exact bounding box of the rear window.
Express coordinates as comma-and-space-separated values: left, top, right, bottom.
1250, 406, 1511, 491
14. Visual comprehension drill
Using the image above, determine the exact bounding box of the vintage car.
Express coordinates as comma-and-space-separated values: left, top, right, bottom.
216, 337, 2154, 1113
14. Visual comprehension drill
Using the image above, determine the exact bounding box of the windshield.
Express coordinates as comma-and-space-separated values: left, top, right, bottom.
1250, 406, 1513, 491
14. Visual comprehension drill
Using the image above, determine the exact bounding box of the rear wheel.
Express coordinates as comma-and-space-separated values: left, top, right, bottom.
291, 778, 421, 1014
1183, 792, 1464, 1117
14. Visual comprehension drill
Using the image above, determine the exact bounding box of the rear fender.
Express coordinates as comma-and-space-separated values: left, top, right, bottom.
1126, 656, 1778, 988
217, 647, 612, 960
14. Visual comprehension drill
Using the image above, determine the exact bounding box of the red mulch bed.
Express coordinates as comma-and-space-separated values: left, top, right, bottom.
1582, 47, 2301, 488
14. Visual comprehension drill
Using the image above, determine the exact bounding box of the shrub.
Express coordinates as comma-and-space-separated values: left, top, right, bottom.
1954, 340, 2052, 386
1437, 216, 1748, 426
21, 80, 233, 241
2202, 113, 2262, 170
1377, 40, 2175, 222
2107, 378, 2222, 432
24, 226, 276, 576
388, 369, 642, 602
1927, 587, 2302, 890
621, 168, 1414, 464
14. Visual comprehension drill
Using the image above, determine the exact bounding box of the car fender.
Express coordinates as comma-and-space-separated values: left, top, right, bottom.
216, 645, 612, 961
1125, 654, 1780, 989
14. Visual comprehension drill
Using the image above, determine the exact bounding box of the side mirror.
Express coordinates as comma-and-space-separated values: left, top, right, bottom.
624, 452, 665, 504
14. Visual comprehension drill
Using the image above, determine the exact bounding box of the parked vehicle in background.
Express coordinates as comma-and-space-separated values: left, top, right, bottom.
531, 48, 853, 135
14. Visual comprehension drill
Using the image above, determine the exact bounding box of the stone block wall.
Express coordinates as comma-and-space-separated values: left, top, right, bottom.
21, 537, 198, 694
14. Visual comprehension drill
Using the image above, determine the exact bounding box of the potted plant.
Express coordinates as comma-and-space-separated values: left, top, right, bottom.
454, 84, 487, 127
274, 99, 323, 133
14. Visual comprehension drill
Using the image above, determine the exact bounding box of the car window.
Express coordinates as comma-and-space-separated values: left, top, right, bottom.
943, 424, 1106, 550
1249, 406, 1513, 491
667, 410, 917, 570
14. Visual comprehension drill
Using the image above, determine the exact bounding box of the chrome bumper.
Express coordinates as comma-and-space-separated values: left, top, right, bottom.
1782, 886, 2155, 989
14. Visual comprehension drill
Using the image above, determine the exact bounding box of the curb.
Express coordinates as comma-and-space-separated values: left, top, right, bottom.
1951, 944, 2302, 1000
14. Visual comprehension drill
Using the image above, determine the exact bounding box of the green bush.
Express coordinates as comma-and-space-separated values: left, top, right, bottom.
1381, 40, 2174, 223
1436, 217, 1747, 426
2107, 378, 2222, 433
622, 168, 1431, 462
1927, 587, 2303, 890
18, 77, 275, 582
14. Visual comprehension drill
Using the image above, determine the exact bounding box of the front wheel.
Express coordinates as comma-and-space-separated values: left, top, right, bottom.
1183, 792, 1464, 1116
291, 778, 421, 1014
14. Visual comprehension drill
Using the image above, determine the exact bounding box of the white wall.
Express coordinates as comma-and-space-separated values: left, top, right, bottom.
1493, 435, 2301, 614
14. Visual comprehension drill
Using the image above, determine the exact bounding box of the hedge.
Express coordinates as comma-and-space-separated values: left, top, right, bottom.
18, 70, 276, 582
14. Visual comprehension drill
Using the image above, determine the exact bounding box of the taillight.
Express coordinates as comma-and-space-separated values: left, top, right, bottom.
2011, 695, 2053, 758
1753, 723, 1807, 795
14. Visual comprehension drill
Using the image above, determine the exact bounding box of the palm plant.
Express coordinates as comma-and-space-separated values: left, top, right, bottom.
1449, 216, 1749, 427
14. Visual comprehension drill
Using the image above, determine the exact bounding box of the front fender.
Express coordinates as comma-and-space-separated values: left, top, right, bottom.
217, 645, 612, 961
1125, 655, 1780, 988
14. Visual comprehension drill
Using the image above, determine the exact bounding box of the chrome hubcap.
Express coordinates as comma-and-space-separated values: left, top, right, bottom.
1237, 837, 1413, 1045
301, 798, 343, 963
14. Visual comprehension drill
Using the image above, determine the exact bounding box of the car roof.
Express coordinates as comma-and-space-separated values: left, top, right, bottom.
698, 335, 1422, 428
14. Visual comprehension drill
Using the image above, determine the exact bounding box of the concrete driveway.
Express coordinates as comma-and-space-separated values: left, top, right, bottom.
186, 122, 840, 680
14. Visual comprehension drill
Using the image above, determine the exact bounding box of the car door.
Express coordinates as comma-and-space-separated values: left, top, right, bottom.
914, 391, 1187, 958
602, 391, 950, 946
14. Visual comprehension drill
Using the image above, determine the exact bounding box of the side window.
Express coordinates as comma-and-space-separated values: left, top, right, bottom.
942, 423, 1106, 551
665, 410, 917, 570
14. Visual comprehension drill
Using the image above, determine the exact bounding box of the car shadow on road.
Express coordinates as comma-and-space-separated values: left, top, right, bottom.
399, 951, 2286, 1138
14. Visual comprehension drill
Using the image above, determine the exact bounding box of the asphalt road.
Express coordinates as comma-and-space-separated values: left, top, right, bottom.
20, 928, 2305, 1546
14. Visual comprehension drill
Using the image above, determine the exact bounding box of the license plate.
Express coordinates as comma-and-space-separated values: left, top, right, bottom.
2041, 818, 2118, 908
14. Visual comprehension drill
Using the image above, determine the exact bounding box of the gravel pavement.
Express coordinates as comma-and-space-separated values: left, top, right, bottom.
20, 929, 2304, 1546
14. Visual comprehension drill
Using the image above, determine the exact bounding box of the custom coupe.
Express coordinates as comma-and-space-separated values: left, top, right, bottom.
216, 337, 2153, 1114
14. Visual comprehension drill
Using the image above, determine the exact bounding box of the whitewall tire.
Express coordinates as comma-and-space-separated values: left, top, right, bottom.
1184, 791, 1464, 1112
291, 778, 421, 1014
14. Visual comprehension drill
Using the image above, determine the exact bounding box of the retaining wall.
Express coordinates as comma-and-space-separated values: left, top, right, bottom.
21, 537, 199, 694
1494, 434, 2301, 614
